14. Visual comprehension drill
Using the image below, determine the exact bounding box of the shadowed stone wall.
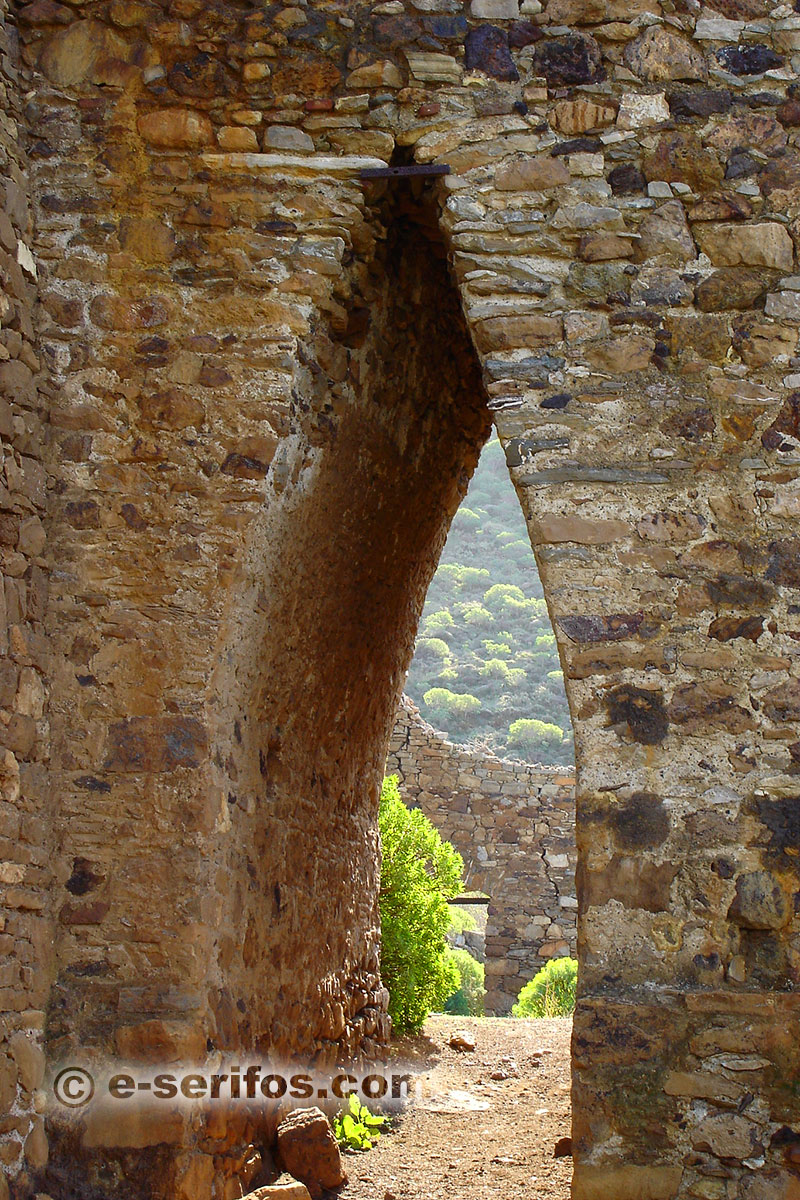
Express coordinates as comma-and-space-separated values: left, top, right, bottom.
387, 696, 576, 1014
1, 0, 799, 1196
0, 1, 54, 1188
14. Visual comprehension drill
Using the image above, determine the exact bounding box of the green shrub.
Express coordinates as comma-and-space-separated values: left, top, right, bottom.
483, 582, 525, 608
447, 906, 478, 937
422, 688, 481, 731
379, 776, 463, 1034
423, 609, 455, 633
443, 948, 485, 1016
512, 957, 578, 1018
416, 637, 452, 665
508, 717, 564, 757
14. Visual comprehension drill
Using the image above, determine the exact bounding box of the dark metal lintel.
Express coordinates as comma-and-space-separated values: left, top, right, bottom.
359, 164, 451, 180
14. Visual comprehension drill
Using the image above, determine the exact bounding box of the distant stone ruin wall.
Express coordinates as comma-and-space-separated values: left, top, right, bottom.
387, 697, 576, 1015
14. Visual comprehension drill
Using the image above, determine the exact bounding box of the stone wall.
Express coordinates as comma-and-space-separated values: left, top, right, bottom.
0, 1, 53, 1192
3, 0, 800, 1197
387, 697, 576, 1014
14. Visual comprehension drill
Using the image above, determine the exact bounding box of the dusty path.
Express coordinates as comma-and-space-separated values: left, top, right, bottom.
341, 1016, 573, 1200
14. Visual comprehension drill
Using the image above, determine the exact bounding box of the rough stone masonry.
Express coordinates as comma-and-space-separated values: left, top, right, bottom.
388, 696, 577, 1014
1, 0, 800, 1196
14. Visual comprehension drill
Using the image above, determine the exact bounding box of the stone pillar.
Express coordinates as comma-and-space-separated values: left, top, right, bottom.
24, 86, 489, 1191
0, 2, 54, 1192
438, 122, 800, 1198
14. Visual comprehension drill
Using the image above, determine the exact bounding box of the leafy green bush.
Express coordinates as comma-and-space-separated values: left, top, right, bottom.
416, 637, 452, 665
483, 582, 526, 608
481, 657, 511, 680
508, 717, 565, 759
512, 957, 578, 1018
443, 948, 485, 1016
333, 1093, 388, 1152
379, 776, 463, 1034
447, 906, 478, 937
424, 609, 455, 633
422, 688, 481, 730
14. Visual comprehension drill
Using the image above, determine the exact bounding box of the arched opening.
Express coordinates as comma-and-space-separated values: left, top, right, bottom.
389, 431, 577, 1019
209, 171, 493, 1074
407, 433, 573, 768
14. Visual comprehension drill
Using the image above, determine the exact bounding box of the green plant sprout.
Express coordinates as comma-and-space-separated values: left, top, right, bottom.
333, 1092, 389, 1152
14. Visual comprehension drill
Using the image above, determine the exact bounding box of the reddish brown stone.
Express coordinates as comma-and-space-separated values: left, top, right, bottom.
696, 269, 767, 312
762, 398, 800, 452
705, 111, 787, 157
276, 1108, 346, 1199
90, 295, 169, 331
778, 99, 800, 128
660, 406, 715, 442
103, 717, 209, 772
138, 389, 205, 431
708, 616, 764, 642
605, 685, 668, 744
59, 899, 110, 925
63, 499, 100, 529
558, 613, 644, 643
271, 59, 342, 97
42, 292, 83, 328
668, 682, 755, 733
198, 363, 233, 387
687, 192, 753, 222
643, 131, 724, 192
760, 155, 800, 209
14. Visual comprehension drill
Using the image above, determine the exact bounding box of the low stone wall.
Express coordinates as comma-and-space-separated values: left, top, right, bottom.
387, 698, 576, 1015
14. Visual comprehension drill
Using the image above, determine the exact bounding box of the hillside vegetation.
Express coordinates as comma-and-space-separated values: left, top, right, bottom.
405, 437, 574, 766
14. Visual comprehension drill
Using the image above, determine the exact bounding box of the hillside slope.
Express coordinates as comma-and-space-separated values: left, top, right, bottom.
405, 438, 574, 766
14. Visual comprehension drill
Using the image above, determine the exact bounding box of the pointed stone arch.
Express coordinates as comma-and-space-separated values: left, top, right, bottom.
3, 4, 800, 1198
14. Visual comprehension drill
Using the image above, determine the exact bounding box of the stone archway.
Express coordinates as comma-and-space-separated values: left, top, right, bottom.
1, 2, 799, 1198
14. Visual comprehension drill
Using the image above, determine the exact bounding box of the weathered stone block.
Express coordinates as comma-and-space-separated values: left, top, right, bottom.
728, 871, 790, 931
534, 35, 602, 87
473, 313, 562, 352
103, 717, 208, 772
692, 1112, 763, 1159
136, 109, 214, 149
586, 334, 654, 372
624, 26, 707, 82
276, 1108, 346, 1199
572, 1164, 683, 1199
696, 268, 767, 312
551, 99, 616, 134
694, 222, 794, 270
464, 26, 518, 80
494, 155, 569, 190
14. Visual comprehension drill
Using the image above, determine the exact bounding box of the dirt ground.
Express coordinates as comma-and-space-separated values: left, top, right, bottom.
340, 1016, 573, 1200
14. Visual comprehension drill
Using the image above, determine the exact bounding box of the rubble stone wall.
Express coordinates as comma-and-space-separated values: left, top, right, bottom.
0, 1, 54, 1190
387, 697, 577, 1014
2, 0, 800, 1196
